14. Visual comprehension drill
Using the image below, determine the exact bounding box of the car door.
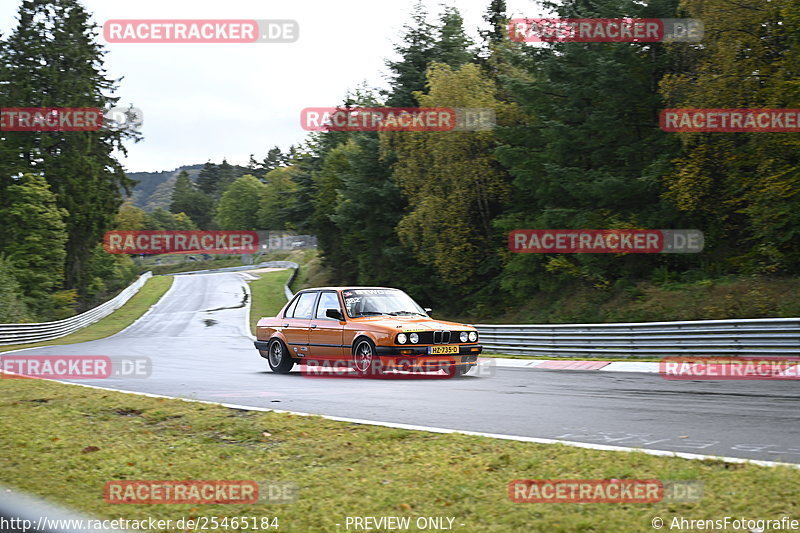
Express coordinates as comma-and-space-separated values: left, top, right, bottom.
307, 290, 346, 362
280, 291, 317, 358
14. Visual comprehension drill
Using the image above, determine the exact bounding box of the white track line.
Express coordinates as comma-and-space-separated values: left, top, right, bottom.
0, 271, 792, 467
4, 373, 797, 470
239, 272, 257, 341
109, 274, 180, 338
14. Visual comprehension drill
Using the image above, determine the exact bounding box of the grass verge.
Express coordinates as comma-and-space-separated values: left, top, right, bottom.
248, 269, 294, 334
288, 249, 331, 292
0, 276, 173, 354
1, 378, 798, 532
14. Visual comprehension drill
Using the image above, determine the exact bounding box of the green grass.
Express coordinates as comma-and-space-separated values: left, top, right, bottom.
1, 378, 798, 532
248, 269, 294, 334
288, 249, 332, 292
463, 275, 800, 324
0, 276, 173, 353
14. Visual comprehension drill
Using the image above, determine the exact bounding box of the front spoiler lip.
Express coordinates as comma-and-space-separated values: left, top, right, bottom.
375, 344, 482, 356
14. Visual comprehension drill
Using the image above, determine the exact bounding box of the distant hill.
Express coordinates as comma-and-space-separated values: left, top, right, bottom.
125, 164, 205, 211
125, 163, 256, 211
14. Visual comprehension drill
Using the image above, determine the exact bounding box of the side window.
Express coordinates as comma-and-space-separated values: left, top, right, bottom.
283, 294, 301, 318
291, 292, 318, 319
315, 291, 341, 319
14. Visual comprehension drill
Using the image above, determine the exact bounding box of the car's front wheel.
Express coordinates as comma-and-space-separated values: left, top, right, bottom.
456, 365, 473, 376
267, 339, 294, 374
352, 338, 382, 375
445, 363, 473, 377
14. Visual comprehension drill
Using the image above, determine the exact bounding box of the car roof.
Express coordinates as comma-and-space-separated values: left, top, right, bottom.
295, 286, 399, 292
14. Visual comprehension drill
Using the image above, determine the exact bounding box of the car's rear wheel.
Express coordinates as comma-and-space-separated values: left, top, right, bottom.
267, 339, 294, 374
353, 338, 382, 375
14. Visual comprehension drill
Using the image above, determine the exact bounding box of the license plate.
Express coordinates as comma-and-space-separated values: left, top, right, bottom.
429, 345, 459, 355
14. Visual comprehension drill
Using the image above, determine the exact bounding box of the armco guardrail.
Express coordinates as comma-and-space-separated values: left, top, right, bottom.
0, 272, 152, 346
283, 261, 299, 300
475, 318, 800, 357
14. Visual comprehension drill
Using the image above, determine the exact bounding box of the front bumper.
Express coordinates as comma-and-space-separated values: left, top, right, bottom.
375, 345, 481, 371
375, 344, 482, 357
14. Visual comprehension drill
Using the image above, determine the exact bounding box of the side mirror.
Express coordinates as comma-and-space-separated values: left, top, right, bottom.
424, 308, 432, 314
325, 308, 344, 321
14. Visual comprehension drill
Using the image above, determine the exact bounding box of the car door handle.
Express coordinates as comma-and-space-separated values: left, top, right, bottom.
310, 324, 318, 328
282, 323, 289, 327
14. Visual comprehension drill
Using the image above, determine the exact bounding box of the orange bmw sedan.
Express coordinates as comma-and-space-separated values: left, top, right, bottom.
254, 287, 482, 376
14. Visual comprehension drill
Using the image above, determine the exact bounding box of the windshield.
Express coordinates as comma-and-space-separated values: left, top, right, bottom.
341, 289, 427, 318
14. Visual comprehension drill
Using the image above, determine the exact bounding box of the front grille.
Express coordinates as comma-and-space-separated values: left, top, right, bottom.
414, 330, 461, 344
407, 330, 472, 345
432, 330, 452, 344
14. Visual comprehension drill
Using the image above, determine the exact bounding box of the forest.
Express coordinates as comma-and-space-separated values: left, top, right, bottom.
1, 0, 797, 322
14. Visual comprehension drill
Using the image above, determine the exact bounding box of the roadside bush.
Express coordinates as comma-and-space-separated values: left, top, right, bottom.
0, 256, 30, 323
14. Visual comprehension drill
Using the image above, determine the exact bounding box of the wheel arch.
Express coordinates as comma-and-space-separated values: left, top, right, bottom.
267, 334, 298, 361
351, 333, 377, 353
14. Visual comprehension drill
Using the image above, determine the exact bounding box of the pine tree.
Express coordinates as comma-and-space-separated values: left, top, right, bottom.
0, 257, 30, 323
433, 6, 474, 68
0, 174, 69, 308
262, 147, 286, 173
0, 0, 138, 295
169, 170, 213, 228
480, 0, 507, 49
493, 0, 685, 296
215, 159, 240, 195
385, 2, 436, 107
196, 162, 222, 196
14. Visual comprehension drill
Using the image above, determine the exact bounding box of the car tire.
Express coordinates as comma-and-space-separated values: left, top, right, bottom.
456, 365, 472, 376
445, 363, 472, 377
352, 338, 382, 375
267, 339, 294, 374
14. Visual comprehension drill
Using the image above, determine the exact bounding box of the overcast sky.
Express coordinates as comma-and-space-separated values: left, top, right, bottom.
1, 0, 542, 172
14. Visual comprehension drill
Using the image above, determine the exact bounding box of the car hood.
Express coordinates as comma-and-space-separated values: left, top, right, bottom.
350, 316, 475, 331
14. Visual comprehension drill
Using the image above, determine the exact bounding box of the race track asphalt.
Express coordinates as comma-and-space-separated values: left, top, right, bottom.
7, 271, 800, 463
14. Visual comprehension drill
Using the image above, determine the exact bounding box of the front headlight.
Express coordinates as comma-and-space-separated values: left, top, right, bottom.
469, 331, 478, 342
397, 333, 407, 344
460, 332, 469, 343
409, 333, 419, 344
